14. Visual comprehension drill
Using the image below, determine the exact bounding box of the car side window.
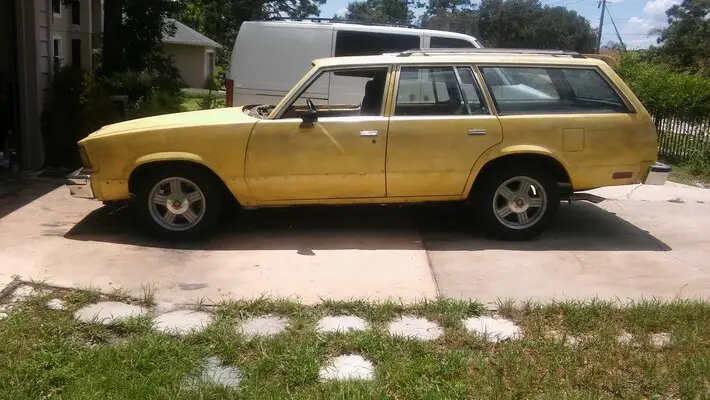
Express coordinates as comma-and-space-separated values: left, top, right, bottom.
395, 67, 469, 116
430, 36, 476, 48
279, 67, 389, 119
480, 66, 629, 115
456, 67, 487, 114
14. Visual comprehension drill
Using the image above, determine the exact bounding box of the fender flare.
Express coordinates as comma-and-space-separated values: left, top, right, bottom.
463, 144, 570, 197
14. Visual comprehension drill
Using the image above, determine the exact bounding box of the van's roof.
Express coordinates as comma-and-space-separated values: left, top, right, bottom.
312, 50, 607, 68
244, 19, 482, 43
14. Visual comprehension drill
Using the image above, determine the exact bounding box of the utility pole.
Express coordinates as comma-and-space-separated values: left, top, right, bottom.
597, 0, 607, 53
607, 9, 627, 51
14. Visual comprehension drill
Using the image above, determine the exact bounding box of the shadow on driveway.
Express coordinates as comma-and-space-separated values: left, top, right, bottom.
0, 178, 64, 220
64, 201, 671, 252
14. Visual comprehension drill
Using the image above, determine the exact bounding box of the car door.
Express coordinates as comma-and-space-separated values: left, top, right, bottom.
386, 65, 503, 197
245, 66, 391, 201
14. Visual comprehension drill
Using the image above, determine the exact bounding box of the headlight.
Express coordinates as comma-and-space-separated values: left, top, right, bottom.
78, 145, 92, 169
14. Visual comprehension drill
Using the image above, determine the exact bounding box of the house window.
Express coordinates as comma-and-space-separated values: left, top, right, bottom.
53, 38, 62, 71
334, 31, 420, 57
52, 0, 61, 16
71, 1, 80, 25
72, 39, 81, 67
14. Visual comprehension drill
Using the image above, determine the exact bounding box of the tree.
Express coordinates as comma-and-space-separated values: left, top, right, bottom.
421, 0, 597, 52
99, 0, 184, 75
657, 0, 710, 74
336, 0, 416, 25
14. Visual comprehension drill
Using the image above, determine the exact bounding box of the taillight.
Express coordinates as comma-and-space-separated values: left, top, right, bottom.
226, 79, 234, 107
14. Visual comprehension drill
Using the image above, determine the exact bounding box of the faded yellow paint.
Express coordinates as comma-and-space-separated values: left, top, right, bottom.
78, 53, 658, 207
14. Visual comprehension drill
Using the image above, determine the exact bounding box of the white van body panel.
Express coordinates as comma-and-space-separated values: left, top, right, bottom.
229, 20, 482, 106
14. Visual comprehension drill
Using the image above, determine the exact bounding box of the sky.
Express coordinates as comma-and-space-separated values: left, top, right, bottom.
316, 0, 681, 49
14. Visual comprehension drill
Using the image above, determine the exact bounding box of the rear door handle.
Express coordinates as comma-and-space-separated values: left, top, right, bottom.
467, 129, 487, 136
360, 130, 378, 137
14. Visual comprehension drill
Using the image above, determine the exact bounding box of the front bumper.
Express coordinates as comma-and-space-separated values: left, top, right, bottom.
66, 168, 95, 199
644, 162, 672, 185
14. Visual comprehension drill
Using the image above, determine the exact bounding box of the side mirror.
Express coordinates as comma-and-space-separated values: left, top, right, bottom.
301, 109, 318, 124
300, 98, 318, 126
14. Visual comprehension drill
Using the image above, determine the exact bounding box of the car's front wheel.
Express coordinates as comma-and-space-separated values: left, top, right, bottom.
475, 165, 559, 240
134, 166, 223, 239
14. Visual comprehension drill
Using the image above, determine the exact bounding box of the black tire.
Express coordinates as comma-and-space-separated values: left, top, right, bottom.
474, 164, 559, 241
133, 165, 223, 240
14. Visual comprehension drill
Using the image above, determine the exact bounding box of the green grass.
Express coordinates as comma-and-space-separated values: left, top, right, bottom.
2, 291, 710, 399
666, 162, 710, 187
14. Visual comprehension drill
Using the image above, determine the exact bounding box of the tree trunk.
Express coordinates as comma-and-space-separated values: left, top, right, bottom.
101, 0, 125, 75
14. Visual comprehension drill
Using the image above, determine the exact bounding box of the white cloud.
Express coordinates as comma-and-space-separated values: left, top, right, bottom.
336, 8, 348, 15
644, 0, 680, 20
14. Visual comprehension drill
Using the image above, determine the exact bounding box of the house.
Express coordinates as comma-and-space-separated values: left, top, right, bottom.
1, 0, 100, 171
0, 0, 221, 171
162, 19, 222, 89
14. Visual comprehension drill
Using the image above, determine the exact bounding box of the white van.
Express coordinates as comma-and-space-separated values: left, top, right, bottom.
226, 19, 483, 106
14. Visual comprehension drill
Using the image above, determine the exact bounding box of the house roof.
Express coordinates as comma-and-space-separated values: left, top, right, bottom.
163, 19, 222, 49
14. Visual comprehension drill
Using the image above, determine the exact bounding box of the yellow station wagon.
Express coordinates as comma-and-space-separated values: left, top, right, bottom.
67, 48, 670, 240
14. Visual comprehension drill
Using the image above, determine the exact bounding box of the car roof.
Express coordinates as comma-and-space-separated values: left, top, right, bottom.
313, 51, 606, 68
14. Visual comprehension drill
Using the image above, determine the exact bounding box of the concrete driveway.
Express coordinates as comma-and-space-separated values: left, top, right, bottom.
1, 178, 709, 307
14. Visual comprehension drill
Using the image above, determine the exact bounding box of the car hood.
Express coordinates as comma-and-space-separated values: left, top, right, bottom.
86, 107, 256, 139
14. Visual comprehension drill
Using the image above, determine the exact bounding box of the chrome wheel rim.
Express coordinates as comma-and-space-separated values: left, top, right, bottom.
148, 177, 206, 232
492, 176, 547, 230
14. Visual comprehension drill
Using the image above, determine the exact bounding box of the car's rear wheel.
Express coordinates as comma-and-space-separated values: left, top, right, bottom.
475, 165, 559, 240
134, 166, 223, 239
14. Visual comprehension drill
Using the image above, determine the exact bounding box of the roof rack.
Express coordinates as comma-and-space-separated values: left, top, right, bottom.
266, 17, 419, 29
396, 48, 586, 58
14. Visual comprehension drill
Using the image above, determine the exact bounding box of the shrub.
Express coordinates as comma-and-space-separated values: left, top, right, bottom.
617, 52, 710, 118
41, 67, 121, 168
684, 145, 710, 176
131, 89, 185, 117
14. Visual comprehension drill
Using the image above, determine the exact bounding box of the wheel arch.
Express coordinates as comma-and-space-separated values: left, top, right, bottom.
466, 146, 572, 200
128, 155, 238, 205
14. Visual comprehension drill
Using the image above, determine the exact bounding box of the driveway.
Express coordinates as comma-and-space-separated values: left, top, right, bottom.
1, 178, 709, 307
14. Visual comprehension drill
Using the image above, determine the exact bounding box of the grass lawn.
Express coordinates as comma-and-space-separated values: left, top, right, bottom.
667, 162, 710, 187
2, 288, 710, 399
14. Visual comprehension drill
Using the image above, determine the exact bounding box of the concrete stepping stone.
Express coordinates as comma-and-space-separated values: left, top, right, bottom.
463, 316, 521, 342
11, 285, 49, 302
319, 354, 374, 381
0, 312, 7, 320
184, 357, 243, 389
153, 310, 213, 335
616, 331, 635, 345
316, 315, 369, 333
74, 302, 149, 325
387, 316, 443, 341
546, 330, 580, 346
650, 332, 671, 348
46, 299, 66, 311
236, 315, 289, 339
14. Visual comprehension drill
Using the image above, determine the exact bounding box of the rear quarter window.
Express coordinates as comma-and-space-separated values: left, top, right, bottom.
480, 66, 629, 115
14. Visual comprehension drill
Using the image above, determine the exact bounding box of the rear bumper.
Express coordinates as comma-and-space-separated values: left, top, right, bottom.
644, 162, 672, 185
66, 168, 95, 199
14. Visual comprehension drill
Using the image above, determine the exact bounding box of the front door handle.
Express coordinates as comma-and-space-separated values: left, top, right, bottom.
467, 129, 487, 136
360, 130, 379, 137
